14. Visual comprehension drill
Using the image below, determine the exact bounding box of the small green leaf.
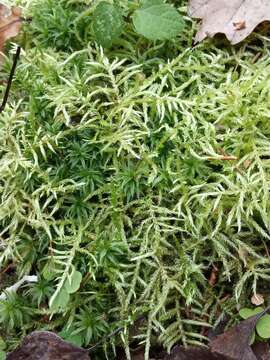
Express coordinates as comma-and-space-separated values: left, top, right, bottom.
0, 337, 6, 351
256, 314, 270, 339
49, 288, 70, 310
64, 270, 82, 294
239, 307, 263, 319
42, 261, 57, 281
92, 2, 124, 48
0, 350, 6, 360
59, 329, 83, 347
132, 0, 184, 41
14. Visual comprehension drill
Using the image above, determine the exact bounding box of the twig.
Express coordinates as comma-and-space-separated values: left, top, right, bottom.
87, 315, 146, 353
0, 275, 37, 300
207, 156, 238, 161
252, 52, 262, 64
0, 45, 21, 113
88, 326, 124, 353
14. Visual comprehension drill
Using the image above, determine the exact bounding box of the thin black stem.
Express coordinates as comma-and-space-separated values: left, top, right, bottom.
87, 315, 146, 353
0, 45, 21, 113
88, 326, 124, 353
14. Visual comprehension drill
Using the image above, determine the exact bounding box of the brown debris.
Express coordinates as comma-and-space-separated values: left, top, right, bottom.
210, 307, 270, 360
252, 342, 270, 360
0, 4, 22, 53
233, 21, 246, 31
164, 346, 227, 359
209, 264, 219, 287
211, 315, 258, 360
188, 0, 270, 44
251, 294, 265, 306
7, 331, 90, 360
7, 310, 270, 360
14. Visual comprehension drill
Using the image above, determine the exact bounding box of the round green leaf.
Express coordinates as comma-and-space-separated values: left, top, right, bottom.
0, 350, 6, 360
239, 307, 263, 319
49, 288, 70, 310
92, 2, 124, 48
132, 0, 184, 41
256, 314, 270, 339
64, 270, 82, 294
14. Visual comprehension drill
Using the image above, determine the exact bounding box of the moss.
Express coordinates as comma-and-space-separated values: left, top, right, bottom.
1, 0, 270, 358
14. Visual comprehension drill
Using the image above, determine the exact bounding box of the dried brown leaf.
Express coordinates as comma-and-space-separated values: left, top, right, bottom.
210, 308, 270, 360
211, 315, 258, 360
252, 342, 270, 360
6, 331, 90, 360
188, 0, 270, 44
0, 4, 22, 53
251, 293, 265, 306
209, 265, 219, 287
164, 346, 227, 359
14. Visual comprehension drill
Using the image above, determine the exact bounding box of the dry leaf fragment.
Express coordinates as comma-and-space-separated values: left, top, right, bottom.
188, 0, 270, 44
244, 160, 252, 169
210, 307, 270, 360
252, 342, 270, 360
209, 264, 219, 287
7, 331, 90, 360
0, 4, 22, 53
233, 21, 246, 31
211, 316, 258, 360
251, 293, 265, 306
164, 346, 227, 359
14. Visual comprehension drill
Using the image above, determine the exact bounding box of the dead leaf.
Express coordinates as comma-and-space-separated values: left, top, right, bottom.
188, 0, 270, 44
164, 346, 227, 359
210, 307, 270, 360
209, 264, 219, 286
6, 331, 90, 360
251, 293, 265, 306
211, 316, 257, 360
0, 4, 22, 53
252, 342, 270, 360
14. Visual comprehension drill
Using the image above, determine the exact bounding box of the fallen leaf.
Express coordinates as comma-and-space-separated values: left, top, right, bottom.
164, 346, 227, 359
0, 4, 22, 53
6, 331, 90, 360
210, 308, 270, 360
188, 0, 270, 44
252, 342, 270, 360
252, 293, 265, 306
209, 264, 219, 287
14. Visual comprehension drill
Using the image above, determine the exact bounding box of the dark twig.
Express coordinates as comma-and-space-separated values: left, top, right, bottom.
88, 326, 124, 353
0, 45, 21, 113
87, 314, 146, 353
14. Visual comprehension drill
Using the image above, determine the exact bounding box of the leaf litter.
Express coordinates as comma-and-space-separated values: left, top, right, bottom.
0, 4, 22, 54
7, 308, 270, 359
188, 0, 270, 44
